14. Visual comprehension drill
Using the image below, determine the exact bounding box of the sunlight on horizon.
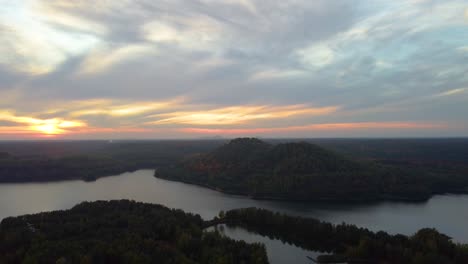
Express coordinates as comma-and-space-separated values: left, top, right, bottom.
0, 0, 466, 139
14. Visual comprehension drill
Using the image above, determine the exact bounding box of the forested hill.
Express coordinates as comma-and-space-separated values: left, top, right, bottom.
156, 138, 468, 202
0, 200, 267, 264
187, 138, 363, 175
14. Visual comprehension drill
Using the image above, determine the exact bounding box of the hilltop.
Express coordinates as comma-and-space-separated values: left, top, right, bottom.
156, 138, 468, 202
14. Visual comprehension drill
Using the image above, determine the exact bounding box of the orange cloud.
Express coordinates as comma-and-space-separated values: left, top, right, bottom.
182, 122, 445, 135
67, 127, 153, 134
0, 126, 67, 139
0, 124, 157, 139
148, 105, 339, 125
67, 98, 184, 117
0, 126, 38, 135
0, 111, 86, 136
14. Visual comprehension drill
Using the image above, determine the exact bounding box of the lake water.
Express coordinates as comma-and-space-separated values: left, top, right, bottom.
1, 170, 467, 263
208, 224, 323, 264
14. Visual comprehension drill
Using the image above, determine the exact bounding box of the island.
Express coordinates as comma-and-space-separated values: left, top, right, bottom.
155, 138, 468, 202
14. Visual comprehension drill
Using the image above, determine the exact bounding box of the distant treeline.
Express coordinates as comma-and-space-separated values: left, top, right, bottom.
0, 200, 267, 264
222, 207, 468, 264
2, 138, 468, 192
0, 153, 132, 182
2, 139, 467, 162
0, 141, 223, 183
300, 138, 468, 163
157, 138, 468, 202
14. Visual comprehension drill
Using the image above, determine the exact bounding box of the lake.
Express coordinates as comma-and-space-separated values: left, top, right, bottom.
207, 224, 323, 264
1, 170, 467, 263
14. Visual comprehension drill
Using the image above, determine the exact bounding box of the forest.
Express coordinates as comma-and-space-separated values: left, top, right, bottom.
0, 200, 267, 264
221, 207, 468, 264
0, 140, 222, 182
156, 138, 468, 202
1, 138, 468, 198
2, 200, 468, 264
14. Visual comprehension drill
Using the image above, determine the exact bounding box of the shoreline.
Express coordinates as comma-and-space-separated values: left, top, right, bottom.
153, 172, 468, 205
1, 167, 466, 205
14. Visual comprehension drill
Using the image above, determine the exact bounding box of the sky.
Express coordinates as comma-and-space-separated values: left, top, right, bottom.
0, 0, 467, 139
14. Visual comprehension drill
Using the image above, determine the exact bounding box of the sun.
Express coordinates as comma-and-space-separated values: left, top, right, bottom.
32, 124, 64, 135
30, 119, 86, 136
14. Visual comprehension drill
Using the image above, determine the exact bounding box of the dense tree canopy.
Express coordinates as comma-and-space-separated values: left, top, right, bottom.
157, 138, 468, 202
0, 200, 267, 264
2, 138, 468, 193
3, 200, 467, 264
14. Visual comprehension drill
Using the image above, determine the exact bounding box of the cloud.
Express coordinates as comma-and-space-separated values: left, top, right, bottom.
250, 69, 306, 81
297, 44, 335, 69
296, 0, 467, 73
142, 14, 223, 51
0, 0, 467, 138
200, 0, 258, 15
68, 98, 184, 117
0, 111, 86, 135
147, 104, 340, 126
182, 121, 446, 135
77, 44, 157, 75
35, 1, 108, 35
433, 88, 467, 97
0, 1, 101, 74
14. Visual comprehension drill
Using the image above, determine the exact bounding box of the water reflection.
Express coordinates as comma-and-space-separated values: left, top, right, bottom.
209, 224, 321, 264
1, 170, 467, 243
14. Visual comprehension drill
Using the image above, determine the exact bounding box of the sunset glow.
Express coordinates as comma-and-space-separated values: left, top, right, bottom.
30, 119, 86, 135
181, 122, 447, 135
0, 0, 466, 139
1, 2, 468, 262
0, 111, 86, 136
147, 105, 340, 126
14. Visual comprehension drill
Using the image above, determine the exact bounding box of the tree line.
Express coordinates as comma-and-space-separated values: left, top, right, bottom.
223, 207, 468, 264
